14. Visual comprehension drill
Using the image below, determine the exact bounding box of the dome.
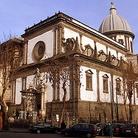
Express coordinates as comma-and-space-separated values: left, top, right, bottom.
99, 2, 132, 34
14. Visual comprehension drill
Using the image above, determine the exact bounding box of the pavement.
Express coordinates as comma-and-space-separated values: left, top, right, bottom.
0, 127, 29, 133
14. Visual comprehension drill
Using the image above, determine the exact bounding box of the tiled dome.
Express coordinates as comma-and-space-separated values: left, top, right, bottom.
99, 2, 132, 34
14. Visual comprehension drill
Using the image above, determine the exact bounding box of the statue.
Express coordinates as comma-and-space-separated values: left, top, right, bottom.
34, 68, 43, 87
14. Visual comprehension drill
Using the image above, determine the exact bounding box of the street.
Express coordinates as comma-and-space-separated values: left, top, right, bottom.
0, 132, 137, 138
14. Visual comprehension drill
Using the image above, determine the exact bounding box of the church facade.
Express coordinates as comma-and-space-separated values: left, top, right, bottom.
7, 3, 138, 124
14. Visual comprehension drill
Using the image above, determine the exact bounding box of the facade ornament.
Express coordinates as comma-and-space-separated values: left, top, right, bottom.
111, 55, 119, 66
98, 50, 107, 62
34, 68, 43, 88
62, 37, 76, 52
82, 44, 94, 57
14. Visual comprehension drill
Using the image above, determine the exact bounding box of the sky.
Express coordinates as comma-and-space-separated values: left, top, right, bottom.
0, 0, 138, 53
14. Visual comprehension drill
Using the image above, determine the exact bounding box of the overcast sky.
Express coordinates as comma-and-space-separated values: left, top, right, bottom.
0, 0, 138, 53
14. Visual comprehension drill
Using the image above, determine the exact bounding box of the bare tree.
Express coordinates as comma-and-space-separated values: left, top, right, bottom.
120, 59, 138, 123
0, 37, 23, 129
43, 56, 80, 127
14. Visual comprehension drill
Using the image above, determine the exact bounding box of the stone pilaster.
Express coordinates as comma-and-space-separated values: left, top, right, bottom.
96, 70, 100, 102
53, 28, 57, 55
58, 24, 64, 54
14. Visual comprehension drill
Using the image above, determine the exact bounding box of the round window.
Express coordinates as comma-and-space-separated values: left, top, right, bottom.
33, 41, 45, 61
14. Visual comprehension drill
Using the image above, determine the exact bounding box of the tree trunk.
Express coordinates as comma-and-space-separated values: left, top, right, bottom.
58, 82, 67, 127
2, 83, 9, 130
2, 100, 8, 130
129, 97, 132, 123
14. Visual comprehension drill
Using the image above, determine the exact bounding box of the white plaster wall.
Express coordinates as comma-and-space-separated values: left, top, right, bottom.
97, 43, 106, 53
99, 71, 111, 102
108, 48, 117, 57
27, 30, 53, 64
118, 52, 125, 60
80, 66, 97, 101
81, 36, 94, 49
15, 78, 22, 104
26, 75, 35, 88
64, 28, 79, 40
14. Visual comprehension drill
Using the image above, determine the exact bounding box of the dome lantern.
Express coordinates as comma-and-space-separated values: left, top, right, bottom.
110, 1, 116, 14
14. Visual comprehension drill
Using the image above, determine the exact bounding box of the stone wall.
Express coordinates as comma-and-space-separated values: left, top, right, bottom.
46, 100, 138, 125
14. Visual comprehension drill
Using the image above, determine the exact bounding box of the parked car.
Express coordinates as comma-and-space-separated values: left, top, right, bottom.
96, 123, 109, 136
112, 123, 124, 136
121, 123, 138, 136
29, 122, 60, 134
60, 123, 98, 138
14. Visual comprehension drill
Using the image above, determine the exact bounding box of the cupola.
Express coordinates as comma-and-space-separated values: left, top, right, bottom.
99, 2, 135, 54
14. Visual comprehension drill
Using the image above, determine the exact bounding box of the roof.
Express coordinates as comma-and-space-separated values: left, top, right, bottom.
99, 2, 132, 34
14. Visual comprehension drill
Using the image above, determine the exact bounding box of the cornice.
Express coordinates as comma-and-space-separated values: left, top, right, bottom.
22, 12, 126, 53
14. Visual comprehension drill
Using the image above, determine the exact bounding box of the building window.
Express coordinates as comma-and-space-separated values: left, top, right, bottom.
33, 41, 46, 61
102, 74, 109, 93
116, 78, 121, 95
118, 39, 124, 45
85, 70, 93, 91
130, 41, 133, 53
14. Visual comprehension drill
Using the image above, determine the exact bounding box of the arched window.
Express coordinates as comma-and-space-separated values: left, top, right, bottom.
85, 70, 93, 91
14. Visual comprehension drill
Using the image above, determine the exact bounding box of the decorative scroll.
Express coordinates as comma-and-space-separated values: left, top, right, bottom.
98, 50, 107, 62
62, 38, 76, 52
62, 37, 122, 67
111, 55, 119, 66
82, 44, 94, 57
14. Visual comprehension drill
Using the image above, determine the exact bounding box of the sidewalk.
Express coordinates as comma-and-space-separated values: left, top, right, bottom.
1, 127, 29, 133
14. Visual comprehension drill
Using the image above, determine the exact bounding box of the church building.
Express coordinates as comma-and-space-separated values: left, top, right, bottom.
6, 2, 138, 125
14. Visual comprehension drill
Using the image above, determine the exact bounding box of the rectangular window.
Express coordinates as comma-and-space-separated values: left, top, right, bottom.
86, 74, 92, 90
85, 70, 93, 91
103, 78, 108, 93
130, 41, 133, 53
118, 39, 124, 45
116, 81, 121, 95
116, 78, 121, 95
